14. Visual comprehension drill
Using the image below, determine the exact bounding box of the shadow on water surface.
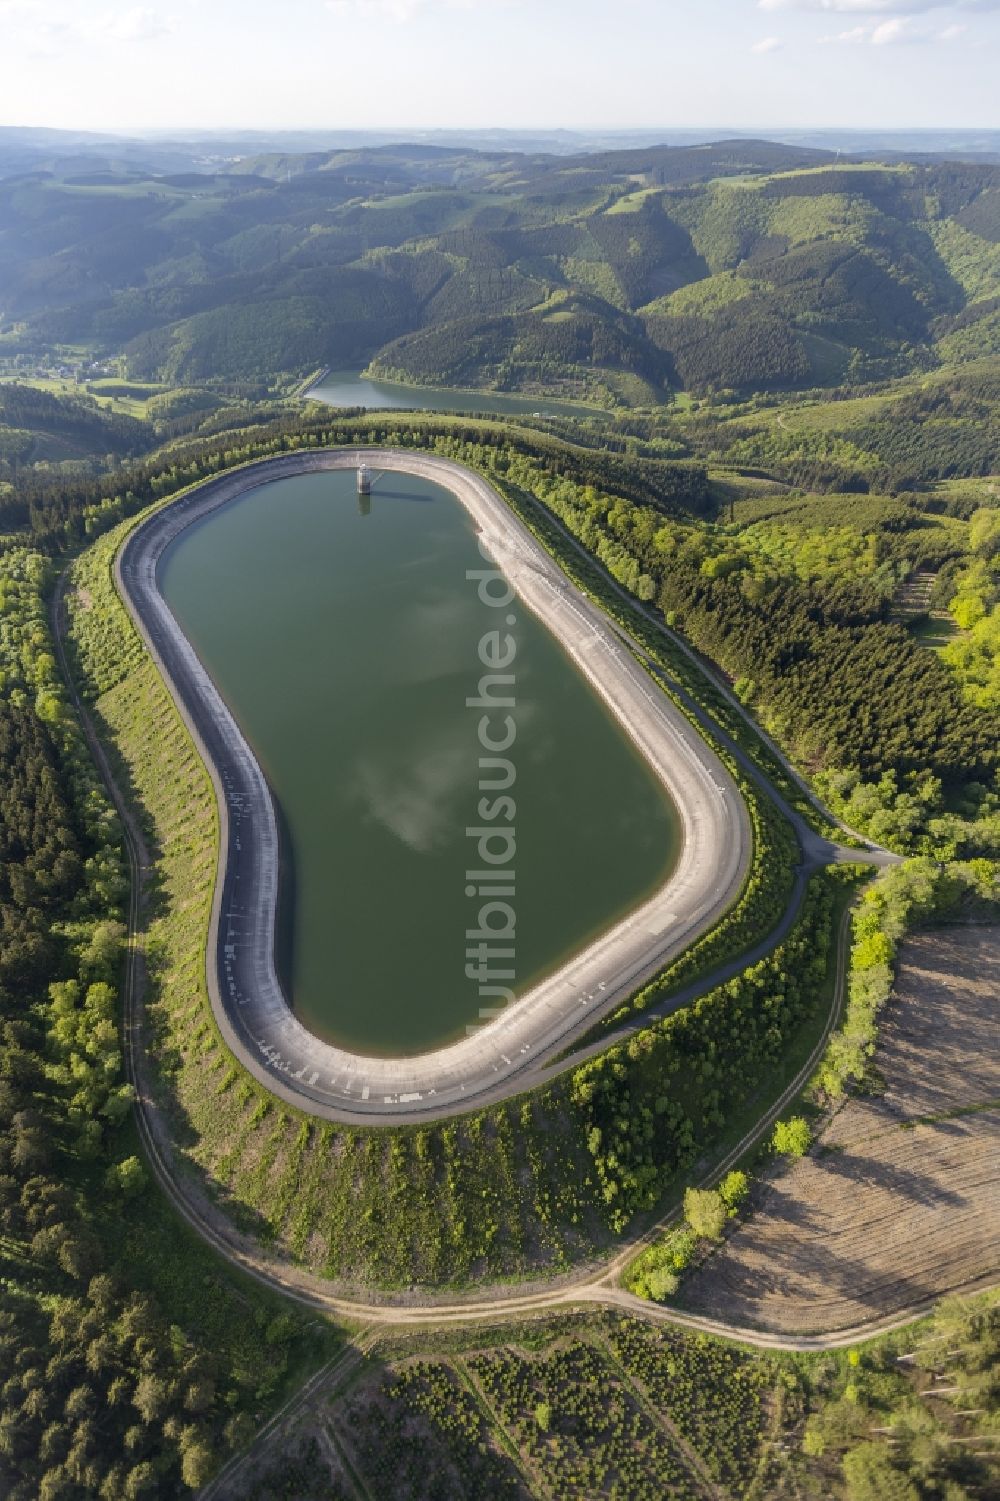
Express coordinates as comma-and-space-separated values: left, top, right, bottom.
366, 488, 435, 505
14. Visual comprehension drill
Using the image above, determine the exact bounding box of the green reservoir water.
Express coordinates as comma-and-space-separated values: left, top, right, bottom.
159, 469, 679, 1055
307, 369, 599, 420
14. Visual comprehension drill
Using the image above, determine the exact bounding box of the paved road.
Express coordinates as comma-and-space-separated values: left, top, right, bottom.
116, 449, 752, 1123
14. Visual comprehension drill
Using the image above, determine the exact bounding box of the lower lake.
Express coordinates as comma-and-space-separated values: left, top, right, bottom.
159, 468, 679, 1055
306, 369, 601, 420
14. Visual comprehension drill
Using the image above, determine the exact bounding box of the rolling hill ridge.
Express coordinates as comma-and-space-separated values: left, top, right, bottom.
1, 140, 998, 400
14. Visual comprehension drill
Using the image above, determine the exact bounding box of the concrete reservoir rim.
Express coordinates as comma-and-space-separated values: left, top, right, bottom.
113, 449, 751, 1122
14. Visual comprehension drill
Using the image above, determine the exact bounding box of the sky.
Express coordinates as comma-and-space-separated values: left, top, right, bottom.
0, 0, 998, 133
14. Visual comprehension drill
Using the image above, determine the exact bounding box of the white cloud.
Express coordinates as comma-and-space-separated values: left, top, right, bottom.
326, 0, 422, 17
820, 9, 967, 37
1, 2, 175, 53
325, 0, 507, 19
101, 6, 174, 39
761, 0, 904, 10
751, 33, 783, 48
760, 0, 1000, 11
351, 741, 469, 854
872, 15, 912, 37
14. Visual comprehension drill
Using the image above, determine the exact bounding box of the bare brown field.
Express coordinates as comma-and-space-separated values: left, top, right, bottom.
681, 927, 1000, 1334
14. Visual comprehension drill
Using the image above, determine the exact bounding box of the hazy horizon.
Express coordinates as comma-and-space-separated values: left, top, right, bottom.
1, 0, 998, 135
3, 122, 998, 138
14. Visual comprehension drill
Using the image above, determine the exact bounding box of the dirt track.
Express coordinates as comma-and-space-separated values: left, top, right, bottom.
681, 927, 1000, 1334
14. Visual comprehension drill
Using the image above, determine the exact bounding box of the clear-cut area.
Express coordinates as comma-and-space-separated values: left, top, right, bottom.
680, 927, 1000, 1333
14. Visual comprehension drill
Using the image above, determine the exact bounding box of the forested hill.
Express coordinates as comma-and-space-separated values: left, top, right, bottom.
1, 139, 998, 400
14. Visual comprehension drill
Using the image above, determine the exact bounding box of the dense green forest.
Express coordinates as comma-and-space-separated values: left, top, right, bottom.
0, 548, 333, 1498
1, 141, 998, 398
682, 365, 1000, 493
0, 385, 150, 466
0, 407, 709, 545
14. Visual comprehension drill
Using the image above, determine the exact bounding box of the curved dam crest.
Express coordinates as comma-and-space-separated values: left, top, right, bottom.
116, 450, 751, 1122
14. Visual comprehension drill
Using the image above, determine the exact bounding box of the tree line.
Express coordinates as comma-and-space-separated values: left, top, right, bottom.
0, 408, 711, 549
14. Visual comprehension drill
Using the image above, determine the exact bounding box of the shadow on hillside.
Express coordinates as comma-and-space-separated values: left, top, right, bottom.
813, 1145, 965, 1208
679, 1175, 952, 1326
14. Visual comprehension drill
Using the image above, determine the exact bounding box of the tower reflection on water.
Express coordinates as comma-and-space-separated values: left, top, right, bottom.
356, 464, 382, 516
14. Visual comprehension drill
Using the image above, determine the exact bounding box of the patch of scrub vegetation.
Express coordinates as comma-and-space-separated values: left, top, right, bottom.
337, 1358, 531, 1498
235, 1296, 1000, 1501
936, 505, 1000, 709
813, 856, 999, 1102
622, 868, 858, 1301
767, 191, 875, 248
567, 868, 844, 1233
560, 255, 627, 309
465, 1337, 704, 1497
925, 217, 1000, 305
788, 1295, 1000, 1501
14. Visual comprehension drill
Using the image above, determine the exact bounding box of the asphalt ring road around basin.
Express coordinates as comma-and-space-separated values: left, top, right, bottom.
115, 449, 751, 1124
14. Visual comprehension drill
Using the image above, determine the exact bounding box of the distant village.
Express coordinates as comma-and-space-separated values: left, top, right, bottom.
0, 354, 119, 384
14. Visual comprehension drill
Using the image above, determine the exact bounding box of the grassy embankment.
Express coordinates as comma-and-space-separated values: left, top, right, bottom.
70, 518, 601, 1292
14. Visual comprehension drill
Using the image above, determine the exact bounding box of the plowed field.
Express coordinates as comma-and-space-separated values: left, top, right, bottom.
682, 927, 1000, 1334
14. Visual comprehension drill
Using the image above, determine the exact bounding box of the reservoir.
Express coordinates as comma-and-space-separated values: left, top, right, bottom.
306, 369, 601, 420
159, 468, 679, 1055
